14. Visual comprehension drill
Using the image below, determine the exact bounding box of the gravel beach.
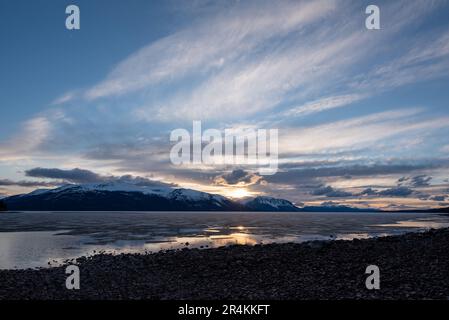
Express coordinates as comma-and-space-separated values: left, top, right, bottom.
1, 227, 449, 300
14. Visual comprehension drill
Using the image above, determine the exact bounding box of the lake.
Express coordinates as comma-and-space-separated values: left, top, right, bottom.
1, 211, 448, 269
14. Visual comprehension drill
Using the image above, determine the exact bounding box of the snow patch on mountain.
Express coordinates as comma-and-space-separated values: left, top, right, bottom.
241, 196, 299, 210
22, 182, 228, 203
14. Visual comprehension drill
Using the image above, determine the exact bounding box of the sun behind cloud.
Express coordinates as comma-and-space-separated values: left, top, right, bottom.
224, 188, 252, 199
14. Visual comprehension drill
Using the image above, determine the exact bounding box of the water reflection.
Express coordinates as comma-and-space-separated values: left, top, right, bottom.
0, 211, 449, 269
375, 219, 449, 229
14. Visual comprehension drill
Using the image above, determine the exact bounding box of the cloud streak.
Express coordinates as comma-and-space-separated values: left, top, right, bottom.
280, 109, 449, 155
25, 167, 103, 184
85, 0, 338, 102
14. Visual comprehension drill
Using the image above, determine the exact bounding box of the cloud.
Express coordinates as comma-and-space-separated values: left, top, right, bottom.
25, 167, 103, 183
351, 28, 449, 91
0, 116, 51, 160
280, 109, 449, 155
213, 169, 263, 186
76, 0, 449, 124
0, 179, 56, 187
24, 167, 176, 188
4, 0, 448, 165
410, 175, 432, 187
360, 188, 378, 196
378, 186, 414, 197
85, 0, 338, 102
311, 185, 352, 198
282, 94, 365, 118
267, 160, 448, 186
359, 186, 414, 197
430, 195, 446, 202
52, 91, 77, 105
398, 175, 432, 187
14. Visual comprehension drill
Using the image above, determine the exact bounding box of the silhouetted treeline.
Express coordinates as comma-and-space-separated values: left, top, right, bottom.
0, 200, 7, 211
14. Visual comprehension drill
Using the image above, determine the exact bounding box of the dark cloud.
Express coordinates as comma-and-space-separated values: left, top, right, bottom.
418, 193, 432, 200
430, 195, 446, 202
311, 186, 353, 198
214, 169, 263, 186
0, 179, 56, 187
411, 175, 432, 187
264, 163, 442, 188
398, 175, 432, 187
360, 188, 378, 196
361, 186, 429, 198
277, 163, 434, 179
24, 167, 177, 188
25, 167, 103, 183
378, 186, 414, 197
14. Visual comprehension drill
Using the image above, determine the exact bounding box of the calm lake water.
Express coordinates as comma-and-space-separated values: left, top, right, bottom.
0, 211, 448, 269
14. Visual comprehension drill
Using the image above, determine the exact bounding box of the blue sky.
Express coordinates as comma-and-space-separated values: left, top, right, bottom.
1, 0, 449, 209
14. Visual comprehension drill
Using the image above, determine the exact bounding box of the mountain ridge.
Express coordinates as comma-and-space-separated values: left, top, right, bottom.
3, 182, 300, 212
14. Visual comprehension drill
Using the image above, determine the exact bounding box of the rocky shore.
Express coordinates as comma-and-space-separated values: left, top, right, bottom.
1, 228, 449, 300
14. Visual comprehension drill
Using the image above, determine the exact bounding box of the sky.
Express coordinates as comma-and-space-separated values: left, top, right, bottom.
1, 0, 449, 210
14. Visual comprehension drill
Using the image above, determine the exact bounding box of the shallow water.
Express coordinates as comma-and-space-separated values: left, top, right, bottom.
0, 211, 448, 269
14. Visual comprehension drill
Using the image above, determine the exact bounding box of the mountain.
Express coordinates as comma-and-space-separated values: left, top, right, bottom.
3, 182, 300, 212
240, 196, 301, 212
0, 200, 6, 211
4, 182, 416, 212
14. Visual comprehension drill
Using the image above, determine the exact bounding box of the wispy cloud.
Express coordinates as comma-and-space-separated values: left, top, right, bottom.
0, 116, 51, 160
280, 108, 449, 155
51, 91, 77, 105
77, 0, 449, 124
85, 0, 338, 101
0, 179, 56, 188
282, 94, 365, 118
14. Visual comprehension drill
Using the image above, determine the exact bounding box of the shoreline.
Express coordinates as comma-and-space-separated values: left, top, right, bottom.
1, 227, 449, 300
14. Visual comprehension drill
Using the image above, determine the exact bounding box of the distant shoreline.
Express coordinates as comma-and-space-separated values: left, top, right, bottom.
1, 227, 449, 300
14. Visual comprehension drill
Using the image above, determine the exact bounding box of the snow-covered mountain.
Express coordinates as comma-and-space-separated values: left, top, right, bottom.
240, 196, 301, 212
3, 182, 299, 212
24, 182, 225, 203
